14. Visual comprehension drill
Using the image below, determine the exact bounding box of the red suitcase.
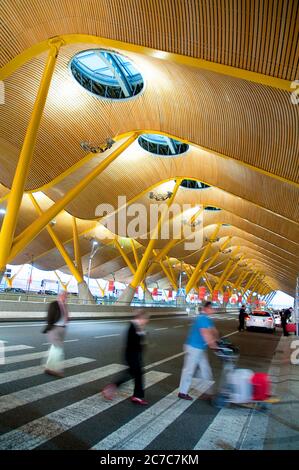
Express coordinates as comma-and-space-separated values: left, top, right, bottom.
286, 323, 296, 333
251, 373, 271, 401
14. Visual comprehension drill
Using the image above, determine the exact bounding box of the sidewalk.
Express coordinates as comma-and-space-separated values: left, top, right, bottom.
263, 335, 299, 450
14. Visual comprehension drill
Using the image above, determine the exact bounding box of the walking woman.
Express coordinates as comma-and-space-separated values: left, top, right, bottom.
43, 291, 69, 377
102, 310, 149, 405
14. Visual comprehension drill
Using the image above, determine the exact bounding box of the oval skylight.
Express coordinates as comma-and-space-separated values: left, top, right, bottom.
70, 49, 144, 100
138, 134, 189, 156
205, 206, 222, 211
180, 180, 210, 189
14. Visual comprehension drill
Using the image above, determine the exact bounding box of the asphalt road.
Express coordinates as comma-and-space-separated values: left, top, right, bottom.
0, 314, 281, 450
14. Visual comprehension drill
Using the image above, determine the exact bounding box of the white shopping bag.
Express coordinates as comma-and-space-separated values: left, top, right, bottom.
45, 344, 64, 372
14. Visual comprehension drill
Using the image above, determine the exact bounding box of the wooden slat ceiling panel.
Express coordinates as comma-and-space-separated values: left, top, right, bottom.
1, 1, 298, 295
0, 0, 298, 80
1, 45, 299, 191
44, 142, 299, 226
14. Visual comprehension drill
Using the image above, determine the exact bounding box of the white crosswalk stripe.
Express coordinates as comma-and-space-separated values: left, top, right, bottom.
3, 345, 34, 352
92, 382, 213, 450
0, 357, 94, 385
0, 364, 126, 414
194, 407, 252, 450
4, 351, 48, 365
0, 371, 169, 450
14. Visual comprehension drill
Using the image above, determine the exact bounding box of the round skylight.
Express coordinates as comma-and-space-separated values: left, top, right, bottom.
138, 134, 189, 156
70, 49, 144, 100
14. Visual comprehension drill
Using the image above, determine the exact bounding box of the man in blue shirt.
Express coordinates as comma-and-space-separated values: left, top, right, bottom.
178, 301, 218, 400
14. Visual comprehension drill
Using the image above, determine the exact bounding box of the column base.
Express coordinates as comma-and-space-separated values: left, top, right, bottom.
144, 288, 153, 302
117, 285, 135, 305
78, 281, 95, 304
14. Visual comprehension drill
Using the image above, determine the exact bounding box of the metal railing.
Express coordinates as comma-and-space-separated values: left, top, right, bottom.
0, 291, 240, 311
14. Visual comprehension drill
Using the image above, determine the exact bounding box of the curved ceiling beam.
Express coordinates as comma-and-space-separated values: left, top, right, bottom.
0, 34, 292, 91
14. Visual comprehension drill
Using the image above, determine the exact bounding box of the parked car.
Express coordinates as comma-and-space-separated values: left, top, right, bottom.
38, 290, 57, 296
273, 312, 281, 327
245, 310, 276, 333
4, 287, 26, 294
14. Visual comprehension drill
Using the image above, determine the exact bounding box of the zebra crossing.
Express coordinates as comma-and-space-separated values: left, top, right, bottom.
0, 339, 260, 450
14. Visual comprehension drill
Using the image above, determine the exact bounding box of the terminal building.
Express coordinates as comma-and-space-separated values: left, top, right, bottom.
0, 0, 298, 453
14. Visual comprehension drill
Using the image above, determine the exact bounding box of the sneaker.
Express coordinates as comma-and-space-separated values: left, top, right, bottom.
102, 384, 117, 400
178, 392, 193, 400
130, 396, 148, 405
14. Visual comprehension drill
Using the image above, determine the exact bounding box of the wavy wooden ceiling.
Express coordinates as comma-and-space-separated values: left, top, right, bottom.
0, 0, 298, 295
1, 0, 298, 80
1, 46, 299, 191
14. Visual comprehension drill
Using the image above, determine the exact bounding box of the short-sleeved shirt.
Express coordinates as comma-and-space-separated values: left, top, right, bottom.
186, 314, 214, 350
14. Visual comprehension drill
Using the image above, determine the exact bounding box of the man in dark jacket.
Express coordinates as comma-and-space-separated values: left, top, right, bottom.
281, 307, 293, 336
238, 305, 247, 332
102, 310, 149, 405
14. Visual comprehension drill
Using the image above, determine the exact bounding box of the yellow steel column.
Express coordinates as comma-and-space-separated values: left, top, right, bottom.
29, 195, 84, 283
4, 265, 24, 288
9, 133, 137, 263
128, 180, 182, 291
234, 270, 250, 290
114, 238, 147, 291
186, 224, 221, 294
54, 270, 68, 291
152, 250, 177, 290
221, 255, 245, 287
4, 276, 13, 288
159, 261, 177, 291
214, 247, 241, 291
95, 279, 106, 297
130, 239, 140, 267
0, 39, 63, 271
72, 217, 83, 278
146, 207, 204, 278
193, 236, 232, 289
251, 274, 265, 294
203, 276, 213, 294
243, 272, 259, 295
114, 238, 137, 275
166, 257, 177, 286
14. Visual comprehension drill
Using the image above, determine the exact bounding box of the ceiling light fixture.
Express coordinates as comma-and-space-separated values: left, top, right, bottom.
148, 190, 173, 201
80, 137, 115, 154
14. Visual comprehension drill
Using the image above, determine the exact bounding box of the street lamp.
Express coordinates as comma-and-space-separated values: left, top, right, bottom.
26, 255, 34, 294
87, 240, 100, 289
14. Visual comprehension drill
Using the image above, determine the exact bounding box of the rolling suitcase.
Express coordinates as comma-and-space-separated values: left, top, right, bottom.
228, 368, 253, 403
251, 372, 271, 401
286, 323, 296, 333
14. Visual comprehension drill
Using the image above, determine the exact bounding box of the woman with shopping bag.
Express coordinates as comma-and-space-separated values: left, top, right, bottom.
42, 291, 69, 377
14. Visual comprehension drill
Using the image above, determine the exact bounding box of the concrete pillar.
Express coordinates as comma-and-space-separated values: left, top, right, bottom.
0, 270, 5, 286
144, 289, 153, 303
117, 285, 135, 305
78, 281, 95, 304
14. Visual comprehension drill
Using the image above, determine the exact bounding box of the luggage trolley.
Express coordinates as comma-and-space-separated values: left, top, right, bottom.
213, 338, 280, 409
213, 338, 240, 408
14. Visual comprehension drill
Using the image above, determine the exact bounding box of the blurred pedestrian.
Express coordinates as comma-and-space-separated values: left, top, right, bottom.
102, 309, 150, 405
178, 301, 218, 401
281, 307, 293, 336
238, 304, 247, 332
43, 291, 69, 377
